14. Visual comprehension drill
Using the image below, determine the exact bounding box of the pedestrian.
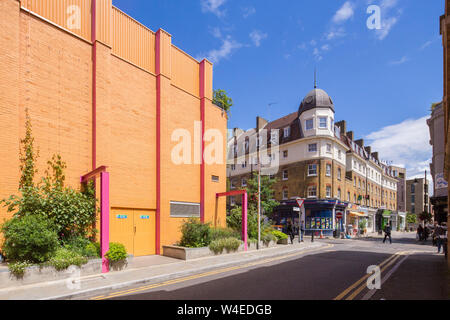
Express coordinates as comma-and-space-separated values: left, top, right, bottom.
433, 223, 447, 254
383, 223, 392, 244
287, 219, 295, 245
417, 224, 424, 241
300, 220, 305, 242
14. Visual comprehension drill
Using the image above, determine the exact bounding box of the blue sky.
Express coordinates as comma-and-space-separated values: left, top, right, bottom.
112, 0, 443, 182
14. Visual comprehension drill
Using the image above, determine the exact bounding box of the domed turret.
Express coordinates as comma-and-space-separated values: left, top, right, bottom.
298, 88, 335, 116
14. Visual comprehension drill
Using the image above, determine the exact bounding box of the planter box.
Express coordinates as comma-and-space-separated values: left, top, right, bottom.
164, 241, 278, 261
277, 238, 288, 245
0, 257, 132, 289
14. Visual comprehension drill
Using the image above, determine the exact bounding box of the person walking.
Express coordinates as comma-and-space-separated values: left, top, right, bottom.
417, 224, 424, 241
287, 219, 295, 245
433, 223, 447, 254
383, 223, 392, 244
300, 220, 305, 242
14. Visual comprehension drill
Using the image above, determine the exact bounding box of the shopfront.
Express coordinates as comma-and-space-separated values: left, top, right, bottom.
303, 200, 347, 237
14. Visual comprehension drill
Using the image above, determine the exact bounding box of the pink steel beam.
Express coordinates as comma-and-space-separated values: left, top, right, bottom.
80, 166, 110, 273
100, 172, 110, 273
216, 191, 248, 251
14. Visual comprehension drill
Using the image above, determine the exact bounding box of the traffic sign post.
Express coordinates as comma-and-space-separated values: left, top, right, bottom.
296, 198, 305, 243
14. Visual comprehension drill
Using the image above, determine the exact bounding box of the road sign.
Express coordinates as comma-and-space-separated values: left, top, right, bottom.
296, 198, 305, 208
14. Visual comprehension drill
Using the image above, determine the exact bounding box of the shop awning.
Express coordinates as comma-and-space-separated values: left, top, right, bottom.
382, 210, 392, 217
349, 211, 366, 217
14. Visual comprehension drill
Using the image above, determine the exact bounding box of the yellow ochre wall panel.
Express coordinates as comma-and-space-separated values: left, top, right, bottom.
18, 11, 92, 190
21, 0, 92, 41
171, 45, 199, 97
102, 56, 157, 210
112, 6, 155, 74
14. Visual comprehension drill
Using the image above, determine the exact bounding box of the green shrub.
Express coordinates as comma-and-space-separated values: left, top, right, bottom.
210, 227, 240, 241
84, 242, 100, 258
271, 230, 288, 241
63, 236, 100, 258
105, 243, 127, 262
222, 237, 242, 253
209, 237, 241, 255
47, 248, 88, 271
179, 218, 211, 248
1, 215, 59, 263
262, 233, 277, 245
227, 207, 273, 240
8, 261, 32, 277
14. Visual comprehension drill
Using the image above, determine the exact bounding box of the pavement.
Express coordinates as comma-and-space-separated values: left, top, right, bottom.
0, 239, 327, 300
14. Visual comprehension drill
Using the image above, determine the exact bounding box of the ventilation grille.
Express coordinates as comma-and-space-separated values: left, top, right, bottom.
170, 201, 201, 218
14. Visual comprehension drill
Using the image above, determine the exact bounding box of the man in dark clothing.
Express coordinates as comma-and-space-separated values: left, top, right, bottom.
383, 224, 392, 244
287, 220, 295, 244
417, 224, 424, 241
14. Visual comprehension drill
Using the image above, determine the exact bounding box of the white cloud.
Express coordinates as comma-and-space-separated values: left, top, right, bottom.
325, 27, 346, 40
198, 36, 242, 65
365, 116, 432, 180
201, 0, 227, 17
372, 0, 401, 40
249, 30, 268, 47
420, 40, 433, 50
242, 7, 256, 18
332, 1, 355, 24
389, 55, 409, 65
376, 16, 398, 40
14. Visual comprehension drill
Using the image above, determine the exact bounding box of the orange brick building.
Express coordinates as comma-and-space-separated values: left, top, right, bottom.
0, 0, 227, 256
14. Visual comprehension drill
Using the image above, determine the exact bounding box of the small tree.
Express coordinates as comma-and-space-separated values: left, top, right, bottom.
419, 211, 433, 224
244, 175, 280, 218
213, 89, 233, 114
19, 108, 39, 190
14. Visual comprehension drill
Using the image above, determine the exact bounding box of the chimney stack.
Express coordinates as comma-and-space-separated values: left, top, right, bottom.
355, 139, 364, 148
256, 116, 268, 131
335, 120, 347, 135
346, 131, 354, 141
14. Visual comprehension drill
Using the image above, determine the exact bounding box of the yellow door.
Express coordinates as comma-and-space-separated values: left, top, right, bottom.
110, 209, 134, 255
133, 210, 156, 256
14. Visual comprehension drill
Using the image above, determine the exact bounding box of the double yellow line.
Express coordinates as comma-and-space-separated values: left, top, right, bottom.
334, 251, 408, 300
91, 244, 334, 300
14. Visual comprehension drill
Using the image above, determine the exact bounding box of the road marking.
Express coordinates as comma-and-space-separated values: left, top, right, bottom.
361, 254, 410, 300
91, 244, 333, 300
333, 251, 404, 301
345, 254, 402, 300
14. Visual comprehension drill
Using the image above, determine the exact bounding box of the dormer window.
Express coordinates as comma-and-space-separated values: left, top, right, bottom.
284, 127, 291, 138
306, 119, 314, 130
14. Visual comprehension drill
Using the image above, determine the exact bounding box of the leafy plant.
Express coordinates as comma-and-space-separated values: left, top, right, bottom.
262, 233, 277, 246
227, 206, 273, 240
209, 237, 241, 255
1, 215, 59, 264
271, 230, 288, 241
19, 108, 39, 190
406, 213, 417, 224
179, 218, 212, 248
63, 236, 100, 258
1, 156, 97, 242
105, 243, 127, 262
213, 89, 233, 113
8, 261, 32, 278
47, 248, 88, 271
210, 227, 241, 242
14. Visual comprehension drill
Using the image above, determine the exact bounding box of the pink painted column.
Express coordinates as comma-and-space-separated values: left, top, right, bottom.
242, 192, 248, 251
100, 172, 110, 273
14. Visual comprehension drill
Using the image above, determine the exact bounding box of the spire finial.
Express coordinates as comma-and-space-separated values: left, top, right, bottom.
314, 68, 317, 89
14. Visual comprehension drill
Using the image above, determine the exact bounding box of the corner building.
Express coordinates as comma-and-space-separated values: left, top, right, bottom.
0, 0, 227, 256
227, 87, 398, 236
